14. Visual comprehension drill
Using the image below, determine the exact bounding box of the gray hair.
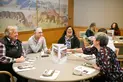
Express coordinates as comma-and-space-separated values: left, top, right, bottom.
95, 32, 109, 47
4, 26, 18, 36
34, 27, 42, 33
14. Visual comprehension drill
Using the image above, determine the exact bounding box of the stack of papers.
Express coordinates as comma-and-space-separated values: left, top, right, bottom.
74, 53, 83, 58
83, 55, 95, 60
73, 65, 96, 76
40, 70, 60, 80
24, 58, 36, 63
13, 64, 35, 72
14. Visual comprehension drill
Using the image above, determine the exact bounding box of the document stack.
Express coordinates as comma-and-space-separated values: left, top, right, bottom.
51, 44, 67, 64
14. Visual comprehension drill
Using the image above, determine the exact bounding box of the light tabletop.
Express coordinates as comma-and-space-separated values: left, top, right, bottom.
13, 53, 99, 82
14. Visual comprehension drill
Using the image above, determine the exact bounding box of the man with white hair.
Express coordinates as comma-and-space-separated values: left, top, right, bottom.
27, 27, 50, 54
0, 26, 28, 82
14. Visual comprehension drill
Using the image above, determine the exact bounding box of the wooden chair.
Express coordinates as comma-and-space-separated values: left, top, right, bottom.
0, 71, 15, 82
115, 48, 119, 56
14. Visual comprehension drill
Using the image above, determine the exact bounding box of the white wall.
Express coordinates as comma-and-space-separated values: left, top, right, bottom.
74, 0, 123, 28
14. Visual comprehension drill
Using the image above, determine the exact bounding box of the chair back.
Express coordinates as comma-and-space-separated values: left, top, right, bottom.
115, 48, 119, 56
0, 71, 15, 82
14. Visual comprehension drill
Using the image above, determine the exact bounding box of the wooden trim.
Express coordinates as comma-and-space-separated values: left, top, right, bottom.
68, 0, 74, 26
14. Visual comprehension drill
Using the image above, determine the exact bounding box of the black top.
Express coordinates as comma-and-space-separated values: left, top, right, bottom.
0, 36, 22, 58
85, 29, 94, 37
110, 28, 120, 36
58, 35, 80, 49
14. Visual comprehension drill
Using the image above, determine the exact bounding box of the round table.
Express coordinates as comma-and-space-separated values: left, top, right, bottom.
13, 53, 99, 82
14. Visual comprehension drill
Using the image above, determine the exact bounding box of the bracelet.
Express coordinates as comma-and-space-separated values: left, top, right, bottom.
12, 58, 16, 63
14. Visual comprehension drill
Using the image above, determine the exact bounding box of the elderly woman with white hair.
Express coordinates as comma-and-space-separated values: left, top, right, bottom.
68, 32, 123, 82
27, 27, 50, 54
0, 26, 28, 82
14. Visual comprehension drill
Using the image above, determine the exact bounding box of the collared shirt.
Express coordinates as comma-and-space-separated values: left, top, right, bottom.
0, 38, 25, 63
27, 35, 48, 54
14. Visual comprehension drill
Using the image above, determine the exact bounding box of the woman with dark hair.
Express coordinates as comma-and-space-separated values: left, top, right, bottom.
110, 22, 120, 36
85, 22, 96, 37
58, 26, 80, 49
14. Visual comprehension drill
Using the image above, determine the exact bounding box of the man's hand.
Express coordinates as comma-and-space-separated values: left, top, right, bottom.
16, 56, 25, 63
46, 49, 51, 54
38, 37, 44, 43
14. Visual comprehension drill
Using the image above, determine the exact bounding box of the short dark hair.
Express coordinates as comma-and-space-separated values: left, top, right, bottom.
98, 28, 107, 34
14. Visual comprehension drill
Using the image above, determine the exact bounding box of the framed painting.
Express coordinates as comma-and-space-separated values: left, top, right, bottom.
0, 0, 68, 33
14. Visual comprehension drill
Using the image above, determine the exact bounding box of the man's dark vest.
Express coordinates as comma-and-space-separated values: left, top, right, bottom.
0, 36, 22, 58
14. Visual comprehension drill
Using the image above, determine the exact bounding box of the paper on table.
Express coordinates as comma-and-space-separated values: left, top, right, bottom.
74, 65, 96, 74
13, 67, 36, 72
73, 53, 83, 57
23, 58, 36, 63
40, 70, 60, 80
82, 54, 95, 60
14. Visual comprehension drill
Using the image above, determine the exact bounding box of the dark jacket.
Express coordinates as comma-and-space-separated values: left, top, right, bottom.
110, 28, 120, 36
58, 35, 80, 49
0, 36, 22, 58
85, 29, 94, 37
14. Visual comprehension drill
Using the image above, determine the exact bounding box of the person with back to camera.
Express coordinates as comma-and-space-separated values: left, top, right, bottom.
27, 27, 50, 54
98, 28, 116, 52
85, 22, 96, 37
58, 26, 80, 49
67, 32, 123, 82
0, 26, 28, 82
110, 22, 120, 36
85, 22, 96, 45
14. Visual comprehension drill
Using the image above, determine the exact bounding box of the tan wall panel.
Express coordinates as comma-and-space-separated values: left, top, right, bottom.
74, 26, 123, 38
43, 28, 65, 48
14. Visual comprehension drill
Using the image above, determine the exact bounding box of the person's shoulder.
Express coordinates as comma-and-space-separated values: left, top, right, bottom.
16, 39, 22, 43
86, 29, 92, 34
59, 36, 65, 40
0, 36, 8, 44
42, 36, 45, 39
86, 29, 89, 32
106, 47, 115, 53
73, 35, 78, 39
28, 35, 34, 41
41, 36, 46, 41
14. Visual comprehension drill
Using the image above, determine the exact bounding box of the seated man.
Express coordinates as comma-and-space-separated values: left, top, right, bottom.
27, 27, 50, 54
0, 26, 28, 82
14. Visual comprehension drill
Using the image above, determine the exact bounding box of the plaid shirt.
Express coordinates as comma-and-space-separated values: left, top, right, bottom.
83, 46, 123, 81
0, 40, 25, 64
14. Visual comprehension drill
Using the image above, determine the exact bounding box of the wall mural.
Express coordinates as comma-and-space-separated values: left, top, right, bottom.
0, 0, 68, 32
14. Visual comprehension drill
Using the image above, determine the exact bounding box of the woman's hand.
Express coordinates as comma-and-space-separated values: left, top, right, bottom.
92, 64, 100, 70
